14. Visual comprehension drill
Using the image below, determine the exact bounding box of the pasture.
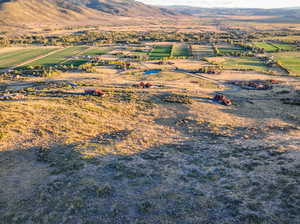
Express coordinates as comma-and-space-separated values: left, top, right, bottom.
253, 42, 278, 52
273, 52, 300, 76
191, 45, 214, 58
221, 56, 272, 73
65, 47, 112, 66
171, 44, 191, 57
0, 47, 59, 69
79, 47, 112, 56
149, 45, 172, 59
27, 46, 88, 67
218, 44, 244, 54
271, 43, 295, 51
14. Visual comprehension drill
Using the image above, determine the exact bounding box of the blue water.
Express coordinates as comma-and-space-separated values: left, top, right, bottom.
144, 69, 161, 75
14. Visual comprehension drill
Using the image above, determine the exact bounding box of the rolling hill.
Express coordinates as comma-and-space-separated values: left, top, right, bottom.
163, 6, 300, 23
0, 0, 175, 27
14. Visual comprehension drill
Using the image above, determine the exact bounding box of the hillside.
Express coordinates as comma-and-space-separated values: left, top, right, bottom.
0, 0, 175, 27
164, 6, 300, 23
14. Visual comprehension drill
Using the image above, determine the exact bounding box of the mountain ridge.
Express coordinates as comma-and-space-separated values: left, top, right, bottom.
0, 0, 176, 27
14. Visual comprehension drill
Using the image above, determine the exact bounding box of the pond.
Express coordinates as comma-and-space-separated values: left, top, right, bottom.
144, 69, 162, 75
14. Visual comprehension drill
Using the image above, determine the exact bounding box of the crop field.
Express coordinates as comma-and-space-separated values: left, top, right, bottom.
79, 47, 112, 56
64, 47, 112, 66
0, 48, 59, 69
253, 42, 278, 52
191, 45, 213, 58
218, 45, 244, 54
149, 45, 172, 59
171, 44, 191, 57
28, 46, 88, 67
273, 52, 300, 76
271, 43, 295, 51
221, 56, 271, 73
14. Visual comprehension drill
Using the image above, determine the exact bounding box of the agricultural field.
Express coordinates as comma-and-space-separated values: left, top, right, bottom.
218, 56, 272, 73
79, 47, 112, 56
191, 44, 214, 59
171, 43, 191, 57
65, 47, 112, 66
149, 45, 172, 59
218, 44, 244, 54
271, 43, 295, 51
272, 51, 300, 76
0, 47, 59, 69
253, 42, 278, 52
27, 46, 88, 67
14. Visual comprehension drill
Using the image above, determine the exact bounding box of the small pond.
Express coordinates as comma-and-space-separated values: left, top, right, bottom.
144, 69, 162, 75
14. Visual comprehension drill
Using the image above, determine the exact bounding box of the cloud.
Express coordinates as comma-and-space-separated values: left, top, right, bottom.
139, 0, 300, 8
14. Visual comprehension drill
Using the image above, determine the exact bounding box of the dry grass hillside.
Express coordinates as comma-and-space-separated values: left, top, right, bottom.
0, 67, 299, 223
0, 0, 175, 27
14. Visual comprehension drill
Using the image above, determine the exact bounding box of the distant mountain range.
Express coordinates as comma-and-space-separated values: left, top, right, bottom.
162, 6, 300, 23
0, 0, 176, 27
0, 0, 300, 28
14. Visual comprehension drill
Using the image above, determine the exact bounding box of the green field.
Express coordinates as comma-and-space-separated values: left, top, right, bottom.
253, 42, 278, 52
222, 57, 271, 73
79, 47, 112, 56
218, 45, 244, 54
0, 48, 59, 69
271, 43, 295, 51
28, 46, 88, 67
272, 52, 300, 76
65, 47, 112, 66
171, 44, 191, 57
149, 45, 172, 59
192, 45, 213, 58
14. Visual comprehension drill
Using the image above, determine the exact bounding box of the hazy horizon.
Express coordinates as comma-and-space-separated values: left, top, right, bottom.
139, 0, 300, 9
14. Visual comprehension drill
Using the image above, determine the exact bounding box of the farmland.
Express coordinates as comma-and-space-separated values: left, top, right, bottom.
191, 44, 214, 59
64, 47, 112, 66
149, 45, 172, 59
271, 43, 295, 51
253, 42, 278, 52
218, 56, 272, 73
171, 43, 191, 57
27, 46, 88, 67
218, 45, 244, 54
273, 52, 300, 76
79, 47, 112, 56
0, 48, 59, 69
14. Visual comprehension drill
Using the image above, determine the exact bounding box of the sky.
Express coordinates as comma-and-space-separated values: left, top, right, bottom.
139, 0, 300, 9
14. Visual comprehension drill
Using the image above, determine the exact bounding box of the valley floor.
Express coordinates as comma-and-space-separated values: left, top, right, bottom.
0, 68, 300, 223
